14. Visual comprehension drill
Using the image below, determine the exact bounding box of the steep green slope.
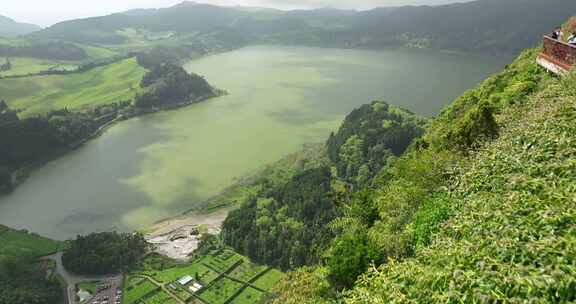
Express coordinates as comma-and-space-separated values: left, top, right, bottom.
270, 40, 576, 302
345, 65, 576, 303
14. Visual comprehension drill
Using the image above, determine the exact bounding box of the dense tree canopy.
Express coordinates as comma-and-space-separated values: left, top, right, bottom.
135, 63, 215, 108
0, 259, 61, 304
327, 101, 426, 185
223, 167, 336, 270
62, 232, 148, 275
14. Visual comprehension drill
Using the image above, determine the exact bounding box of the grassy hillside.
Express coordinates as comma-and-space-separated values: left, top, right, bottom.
270, 39, 576, 302
0, 57, 79, 77
0, 224, 62, 262
345, 65, 576, 303
0, 57, 146, 116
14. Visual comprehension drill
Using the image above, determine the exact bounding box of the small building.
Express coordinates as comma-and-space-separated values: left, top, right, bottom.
188, 282, 204, 293
537, 36, 576, 75
177, 275, 193, 286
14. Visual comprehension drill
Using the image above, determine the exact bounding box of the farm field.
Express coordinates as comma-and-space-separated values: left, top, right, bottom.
230, 287, 265, 304
251, 269, 285, 291
0, 57, 79, 77
123, 279, 159, 304
123, 249, 285, 304
0, 57, 146, 117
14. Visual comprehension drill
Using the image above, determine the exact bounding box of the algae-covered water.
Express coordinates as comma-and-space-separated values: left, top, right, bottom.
0, 46, 510, 239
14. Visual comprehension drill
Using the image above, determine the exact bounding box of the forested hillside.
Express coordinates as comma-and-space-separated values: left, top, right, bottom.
32, 0, 576, 55
222, 102, 426, 271
0, 15, 40, 37
270, 37, 576, 303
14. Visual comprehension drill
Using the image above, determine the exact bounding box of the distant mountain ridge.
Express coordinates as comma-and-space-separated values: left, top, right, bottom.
31, 0, 576, 55
0, 15, 41, 37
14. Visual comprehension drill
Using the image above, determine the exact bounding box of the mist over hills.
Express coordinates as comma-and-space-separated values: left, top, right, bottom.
31, 0, 576, 55
0, 15, 41, 37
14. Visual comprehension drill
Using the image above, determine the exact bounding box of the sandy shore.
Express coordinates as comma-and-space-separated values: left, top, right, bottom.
144, 207, 234, 260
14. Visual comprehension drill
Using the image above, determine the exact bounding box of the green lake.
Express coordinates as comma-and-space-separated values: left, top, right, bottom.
0, 46, 511, 240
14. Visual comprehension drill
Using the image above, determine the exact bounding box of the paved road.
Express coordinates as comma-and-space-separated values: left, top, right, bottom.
42, 252, 122, 304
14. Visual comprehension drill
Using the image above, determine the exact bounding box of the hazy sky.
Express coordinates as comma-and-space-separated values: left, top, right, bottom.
1, 0, 471, 27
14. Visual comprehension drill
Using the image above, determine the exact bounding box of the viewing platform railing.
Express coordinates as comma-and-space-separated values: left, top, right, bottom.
537, 36, 576, 74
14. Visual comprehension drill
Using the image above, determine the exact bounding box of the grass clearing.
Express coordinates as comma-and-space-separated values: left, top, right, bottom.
201, 249, 243, 273
252, 269, 284, 291
198, 277, 243, 304
0, 57, 146, 116
123, 279, 158, 304
0, 224, 62, 261
230, 287, 265, 304
168, 284, 192, 302
152, 261, 220, 285
142, 290, 178, 304
228, 260, 267, 282
0, 57, 79, 77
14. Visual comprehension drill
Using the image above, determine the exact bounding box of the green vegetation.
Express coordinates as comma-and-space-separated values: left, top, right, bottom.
0, 54, 219, 194
0, 225, 62, 259
0, 57, 78, 77
0, 15, 40, 37
0, 57, 145, 116
77, 281, 100, 294
0, 225, 63, 304
343, 54, 576, 304
230, 287, 264, 304
222, 102, 426, 270
123, 248, 284, 304
199, 278, 243, 303
251, 269, 284, 291
143, 291, 178, 304
0, 41, 86, 60
63, 232, 148, 275
135, 63, 217, 109
327, 101, 426, 184
266, 37, 576, 302
152, 260, 219, 285
33, 0, 576, 56
123, 280, 158, 304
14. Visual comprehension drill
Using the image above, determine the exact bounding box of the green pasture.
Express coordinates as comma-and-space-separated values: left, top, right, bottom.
0, 57, 146, 116
0, 224, 62, 261
0, 57, 78, 77
152, 261, 219, 285
123, 279, 158, 304
251, 269, 284, 291
142, 291, 178, 304
198, 277, 243, 304
124, 248, 284, 304
230, 287, 265, 304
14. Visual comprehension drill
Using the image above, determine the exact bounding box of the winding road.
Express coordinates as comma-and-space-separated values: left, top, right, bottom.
43, 252, 123, 304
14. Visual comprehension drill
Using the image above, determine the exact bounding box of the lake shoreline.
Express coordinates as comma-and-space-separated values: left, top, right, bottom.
1, 90, 226, 198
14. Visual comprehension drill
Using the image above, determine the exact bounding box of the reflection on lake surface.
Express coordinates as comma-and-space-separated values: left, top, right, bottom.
0, 45, 511, 240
